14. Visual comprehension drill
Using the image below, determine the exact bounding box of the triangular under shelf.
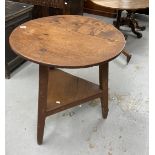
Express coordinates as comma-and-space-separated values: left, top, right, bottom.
46, 69, 102, 116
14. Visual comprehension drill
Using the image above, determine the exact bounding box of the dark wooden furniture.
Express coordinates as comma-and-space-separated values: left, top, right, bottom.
12, 0, 84, 18
5, 0, 33, 79
91, 0, 149, 38
136, 8, 149, 15
91, 0, 148, 63
84, 0, 117, 18
9, 15, 126, 144
84, 0, 149, 19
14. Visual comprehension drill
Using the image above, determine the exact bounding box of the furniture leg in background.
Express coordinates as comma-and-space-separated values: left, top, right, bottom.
5, 1, 33, 78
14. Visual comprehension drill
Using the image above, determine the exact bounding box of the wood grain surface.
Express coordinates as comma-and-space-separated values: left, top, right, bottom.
9, 15, 125, 68
46, 68, 103, 115
91, 0, 149, 10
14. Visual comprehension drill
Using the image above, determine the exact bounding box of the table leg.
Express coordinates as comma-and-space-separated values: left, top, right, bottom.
99, 63, 109, 119
5, 63, 10, 79
113, 10, 128, 39
122, 49, 132, 64
37, 65, 49, 145
113, 10, 122, 29
134, 18, 146, 31
113, 10, 132, 63
114, 9, 146, 39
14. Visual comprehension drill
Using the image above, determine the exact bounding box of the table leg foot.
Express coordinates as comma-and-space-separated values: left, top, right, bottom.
137, 33, 142, 38
127, 55, 132, 63
134, 19, 146, 31
122, 50, 132, 64
99, 63, 109, 119
37, 116, 45, 145
100, 97, 109, 119
138, 26, 146, 31
113, 20, 117, 27
124, 34, 128, 40
5, 63, 11, 79
129, 22, 143, 38
5, 73, 10, 79
102, 111, 108, 119
37, 65, 49, 145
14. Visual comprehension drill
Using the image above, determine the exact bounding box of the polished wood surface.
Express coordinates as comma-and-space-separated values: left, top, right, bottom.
91, 0, 149, 10
10, 15, 125, 68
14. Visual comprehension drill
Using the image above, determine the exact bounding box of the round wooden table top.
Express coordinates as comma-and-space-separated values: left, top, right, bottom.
91, 0, 149, 10
9, 15, 125, 68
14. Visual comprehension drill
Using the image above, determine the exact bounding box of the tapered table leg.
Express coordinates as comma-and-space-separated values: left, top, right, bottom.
37, 65, 49, 145
99, 63, 109, 119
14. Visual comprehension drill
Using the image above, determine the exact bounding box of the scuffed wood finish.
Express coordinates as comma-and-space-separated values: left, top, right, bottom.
91, 0, 149, 10
10, 15, 125, 68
